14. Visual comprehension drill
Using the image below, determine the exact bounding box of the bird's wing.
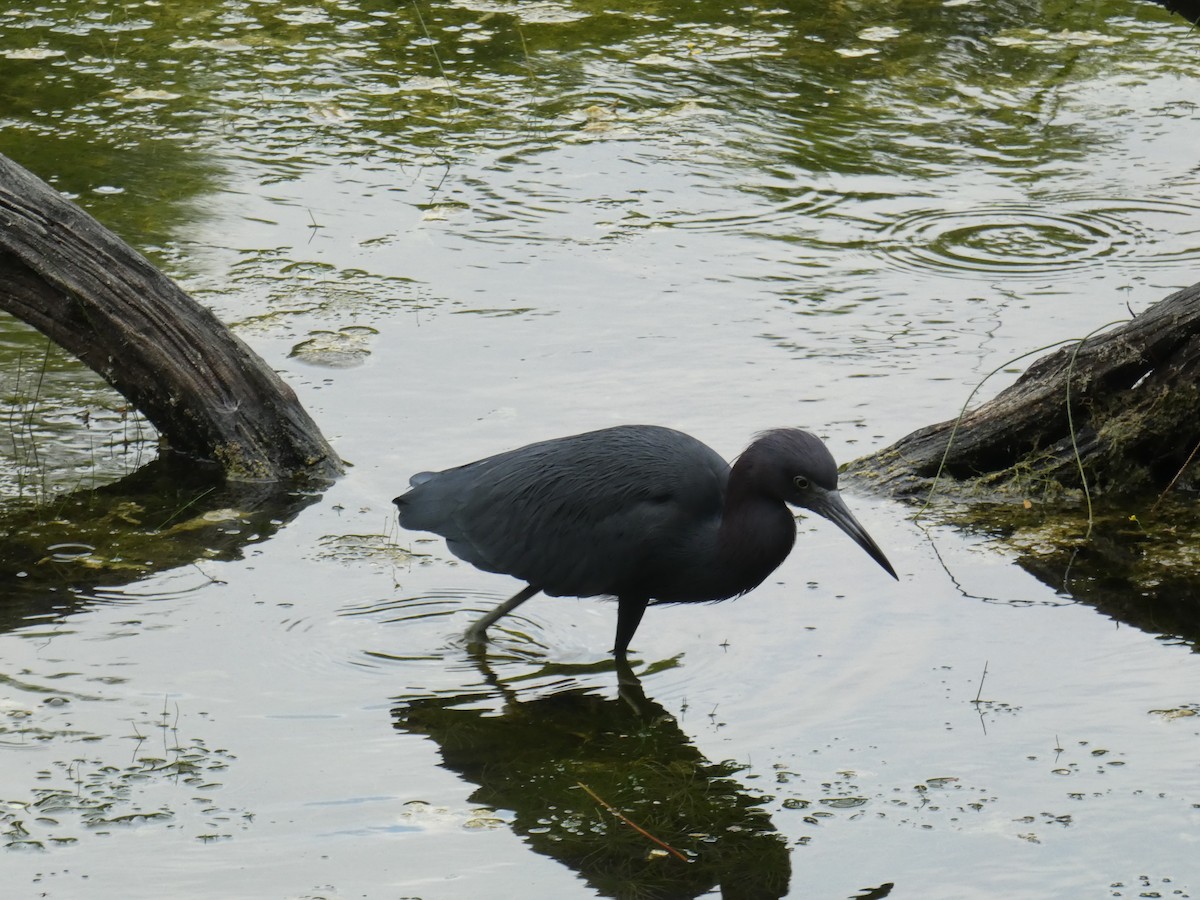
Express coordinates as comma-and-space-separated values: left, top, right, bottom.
401, 426, 728, 598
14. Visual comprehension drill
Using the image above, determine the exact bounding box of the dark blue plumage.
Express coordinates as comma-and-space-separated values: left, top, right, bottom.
394, 424, 896, 657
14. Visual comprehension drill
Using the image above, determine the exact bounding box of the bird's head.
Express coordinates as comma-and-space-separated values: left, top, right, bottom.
744, 429, 898, 580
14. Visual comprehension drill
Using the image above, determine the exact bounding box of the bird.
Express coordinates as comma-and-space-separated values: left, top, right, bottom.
393, 425, 897, 659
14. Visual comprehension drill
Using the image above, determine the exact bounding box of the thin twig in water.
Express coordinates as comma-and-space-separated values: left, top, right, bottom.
155, 486, 218, 532
1064, 339, 1093, 539
576, 782, 689, 863
916, 318, 1128, 535
916, 338, 1080, 523
1062, 319, 1130, 540
972, 661, 989, 704
410, 0, 449, 86
515, 21, 534, 76
26, 340, 52, 475
1150, 435, 1200, 515
408, 0, 459, 203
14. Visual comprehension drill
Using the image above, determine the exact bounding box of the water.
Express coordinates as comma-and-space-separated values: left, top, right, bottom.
3, 1, 1200, 897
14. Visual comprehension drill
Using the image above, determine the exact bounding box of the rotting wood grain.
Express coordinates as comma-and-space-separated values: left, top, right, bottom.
0, 152, 342, 482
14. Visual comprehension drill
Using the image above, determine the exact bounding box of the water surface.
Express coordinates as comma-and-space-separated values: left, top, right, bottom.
2, 1, 1199, 898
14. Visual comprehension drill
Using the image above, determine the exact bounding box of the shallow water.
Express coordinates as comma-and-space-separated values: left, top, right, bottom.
3, 1, 1200, 898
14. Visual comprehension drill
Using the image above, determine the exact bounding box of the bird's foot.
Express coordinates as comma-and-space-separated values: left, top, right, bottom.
464, 623, 490, 648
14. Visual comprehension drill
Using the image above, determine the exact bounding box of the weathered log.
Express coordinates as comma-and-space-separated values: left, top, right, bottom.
0, 152, 341, 482
846, 283, 1200, 501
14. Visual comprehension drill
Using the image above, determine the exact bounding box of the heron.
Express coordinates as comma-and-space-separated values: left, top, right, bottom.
393, 425, 897, 658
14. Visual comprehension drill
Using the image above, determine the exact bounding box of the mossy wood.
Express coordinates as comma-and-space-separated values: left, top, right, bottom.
846, 282, 1200, 500
0, 152, 341, 482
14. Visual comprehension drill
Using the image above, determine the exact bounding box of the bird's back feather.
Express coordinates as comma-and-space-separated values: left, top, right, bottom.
395, 425, 729, 598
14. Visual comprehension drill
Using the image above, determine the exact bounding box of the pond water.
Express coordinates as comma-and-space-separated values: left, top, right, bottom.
3, 1, 1200, 898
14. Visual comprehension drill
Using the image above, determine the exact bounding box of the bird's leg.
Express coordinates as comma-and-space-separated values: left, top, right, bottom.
612, 597, 648, 659
465, 583, 541, 646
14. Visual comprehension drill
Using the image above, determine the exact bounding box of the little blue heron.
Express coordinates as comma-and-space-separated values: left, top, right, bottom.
393, 425, 897, 658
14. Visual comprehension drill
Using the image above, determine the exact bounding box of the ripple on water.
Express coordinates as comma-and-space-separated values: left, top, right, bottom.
341, 588, 693, 701
657, 186, 844, 235
342, 589, 726, 710
876, 196, 1200, 279
342, 590, 482, 627
341, 590, 551, 676
459, 145, 849, 248
72, 571, 222, 606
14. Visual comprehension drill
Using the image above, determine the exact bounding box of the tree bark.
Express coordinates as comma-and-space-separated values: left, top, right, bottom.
0, 152, 341, 482
845, 283, 1200, 500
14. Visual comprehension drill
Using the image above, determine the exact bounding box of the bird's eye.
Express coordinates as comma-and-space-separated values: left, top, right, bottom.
793, 475, 810, 490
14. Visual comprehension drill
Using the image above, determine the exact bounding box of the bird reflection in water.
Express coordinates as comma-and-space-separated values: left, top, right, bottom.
393, 651, 790, 899
393, 653, 897, 899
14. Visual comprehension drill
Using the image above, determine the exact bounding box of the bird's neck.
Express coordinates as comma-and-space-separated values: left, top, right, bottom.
715, 485, 797, 597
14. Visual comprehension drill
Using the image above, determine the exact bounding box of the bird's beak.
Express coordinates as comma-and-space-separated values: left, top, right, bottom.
808, 488, 898, 580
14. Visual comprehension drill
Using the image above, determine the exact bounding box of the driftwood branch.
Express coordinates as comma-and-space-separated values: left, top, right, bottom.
846, 283, 1200, 500
0, 152, 341, 482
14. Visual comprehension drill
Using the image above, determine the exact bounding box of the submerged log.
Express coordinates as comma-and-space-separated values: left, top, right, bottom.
0, 152, 341, 482
0, 457, 324, 635
846, 282, 1200, 501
